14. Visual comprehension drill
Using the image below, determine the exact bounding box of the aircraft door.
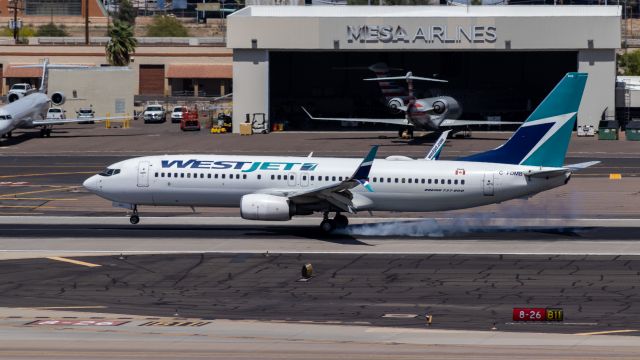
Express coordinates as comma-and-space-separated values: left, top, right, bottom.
137, 161, 150, 187
300, 173, 309, 187
287, 172, 297, 187
483, 173, 494, 196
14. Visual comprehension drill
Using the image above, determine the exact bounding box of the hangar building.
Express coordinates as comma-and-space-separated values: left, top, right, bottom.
228, 6, 621, 133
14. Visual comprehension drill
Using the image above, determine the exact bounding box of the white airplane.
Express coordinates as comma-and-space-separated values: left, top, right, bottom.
84, 73, 598, 233
0, 59, 123, 139
303, 63, 521, 138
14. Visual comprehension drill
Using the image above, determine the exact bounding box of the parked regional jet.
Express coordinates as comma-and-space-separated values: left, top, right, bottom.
84, 73, 597, 233
0, 59, 122, 139
303, 62, 521, 138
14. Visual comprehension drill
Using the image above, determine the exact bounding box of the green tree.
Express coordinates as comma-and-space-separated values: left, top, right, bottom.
116, 0, 137, 26
106, 21, 137, 66
146, 15, 189, 37
1, 25, 37, 41
618, 51, 640, 75
36, 22, 69, 37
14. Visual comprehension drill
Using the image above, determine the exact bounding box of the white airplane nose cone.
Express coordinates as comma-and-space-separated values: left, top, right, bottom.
83, 175, 100, 193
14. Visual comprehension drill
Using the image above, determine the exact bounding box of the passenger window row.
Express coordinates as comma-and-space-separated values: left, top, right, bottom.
152, 172, 465, 186
371, 177, 465, 185
154, 172, 247, 180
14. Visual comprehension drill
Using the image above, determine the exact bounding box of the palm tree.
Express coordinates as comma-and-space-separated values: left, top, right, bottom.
106, 21, 137, 66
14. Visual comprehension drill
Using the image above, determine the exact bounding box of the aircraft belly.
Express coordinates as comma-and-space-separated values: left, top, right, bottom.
151, 185, 243, 207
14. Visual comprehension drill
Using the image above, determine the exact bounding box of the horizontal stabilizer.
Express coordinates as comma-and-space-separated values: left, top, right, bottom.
565, 161, 601, 170
301, 107, 409, 126
363, 75, 447, 83
440, 119, 523, 127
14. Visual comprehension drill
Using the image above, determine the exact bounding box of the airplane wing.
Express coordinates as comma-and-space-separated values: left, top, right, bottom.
425, 130, 451, 160
440, 119, 523, 127
257, 146, 379, 213
32, 115, 130, 126
302, 107, 410, 126
524, 161, 601, 178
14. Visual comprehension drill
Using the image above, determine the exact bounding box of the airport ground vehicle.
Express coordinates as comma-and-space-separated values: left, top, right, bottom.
76, 106, 95, 124
180, 110, 201, 131
46, 107, 66, 121
84, 73, 599, 231
143, 104, 166, 124
171, 106, 187, 123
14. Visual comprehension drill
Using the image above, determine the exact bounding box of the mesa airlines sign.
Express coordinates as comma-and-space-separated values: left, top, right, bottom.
346, 25, 497, 44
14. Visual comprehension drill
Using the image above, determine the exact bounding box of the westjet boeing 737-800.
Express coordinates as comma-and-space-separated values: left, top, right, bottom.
83, 73, 598, 233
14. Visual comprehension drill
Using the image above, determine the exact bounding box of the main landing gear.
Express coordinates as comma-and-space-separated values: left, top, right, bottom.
129, 205, 140, 224
39, 128, 52, 137
320, 212, 349, 234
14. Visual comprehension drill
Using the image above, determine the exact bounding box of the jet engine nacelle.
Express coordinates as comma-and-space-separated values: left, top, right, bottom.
387, 97, 405, 113
7, 92, 23, 103
427, 96, 462, 119
240, 194, 293, 221
50, 92, 66, 106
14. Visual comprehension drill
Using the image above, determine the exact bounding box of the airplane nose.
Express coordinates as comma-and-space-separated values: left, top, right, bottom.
83, 175, 100, 193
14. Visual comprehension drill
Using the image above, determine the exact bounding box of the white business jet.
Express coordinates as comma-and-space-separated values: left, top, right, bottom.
0, 59, 123, 139
84, 73, 598, 233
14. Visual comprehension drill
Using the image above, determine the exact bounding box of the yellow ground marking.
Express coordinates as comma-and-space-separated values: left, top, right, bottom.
609, 173, 622, 180
0, 186, 80, 198
0, 197, 77, 201
0, 205, 57, 209
46, 257, 101, 268
575, 329, 639, 336
0, 171, 95, 179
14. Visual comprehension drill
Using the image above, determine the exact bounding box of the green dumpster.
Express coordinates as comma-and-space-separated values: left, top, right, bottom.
598, 120, 619, 140
625, 121, 640, 141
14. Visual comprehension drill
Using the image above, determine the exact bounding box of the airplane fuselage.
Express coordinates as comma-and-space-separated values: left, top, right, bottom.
84, 155, 568, 213
407, 96, 462, 131
0, 92, 50, 136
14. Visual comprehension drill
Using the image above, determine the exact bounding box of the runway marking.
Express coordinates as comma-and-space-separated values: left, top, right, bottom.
0, 205, 57, 209
0, 186, 80, 198
0, 197, 77, 201
575, 329, 639, 336
0, 171, 95, 179
46, 256, 101, 268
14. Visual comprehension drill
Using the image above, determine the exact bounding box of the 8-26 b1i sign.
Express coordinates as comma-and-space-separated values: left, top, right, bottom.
513, 308, 564, 322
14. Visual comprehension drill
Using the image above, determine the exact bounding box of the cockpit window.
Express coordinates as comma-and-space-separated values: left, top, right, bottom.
0, 116, 5, 120
99, 168, 121, 176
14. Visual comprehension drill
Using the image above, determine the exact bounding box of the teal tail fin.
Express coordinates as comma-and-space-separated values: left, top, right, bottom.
460, 73, 588, 168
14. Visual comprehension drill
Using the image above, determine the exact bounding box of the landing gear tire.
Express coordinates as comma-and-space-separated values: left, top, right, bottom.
45, 129, 51, 137
320, 219, 336, 234
6, 131, 12, 138
130, 206, 140, 224
334, 214, 348, 229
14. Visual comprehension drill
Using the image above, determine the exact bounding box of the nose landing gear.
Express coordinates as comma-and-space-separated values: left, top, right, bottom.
129, 205, 140, 224
320, 212, 349, 234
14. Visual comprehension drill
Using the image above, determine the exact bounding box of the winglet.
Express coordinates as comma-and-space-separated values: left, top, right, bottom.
425, 130, 451, 160
301, 106, 314, 119
351, 145, 378, 192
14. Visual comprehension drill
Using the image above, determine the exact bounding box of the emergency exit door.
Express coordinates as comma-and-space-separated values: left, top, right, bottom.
137, 161, 150, 187
483, 173, 494, 196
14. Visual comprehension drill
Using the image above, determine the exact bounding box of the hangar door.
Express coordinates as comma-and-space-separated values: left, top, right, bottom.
269, 51, 578, 131
139, 64, 165, 95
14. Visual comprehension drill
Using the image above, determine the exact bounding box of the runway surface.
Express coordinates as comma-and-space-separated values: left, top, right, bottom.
1, 251, 640, 335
